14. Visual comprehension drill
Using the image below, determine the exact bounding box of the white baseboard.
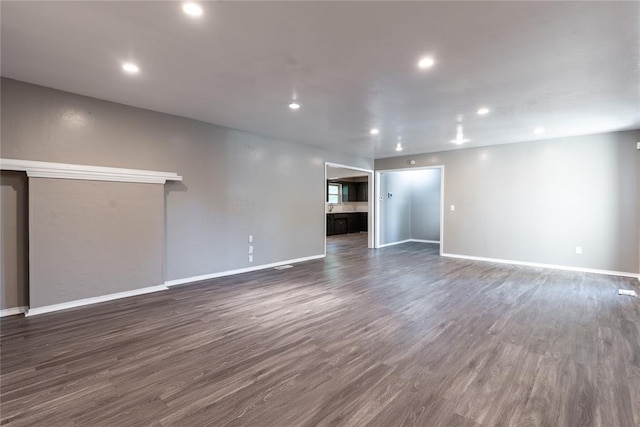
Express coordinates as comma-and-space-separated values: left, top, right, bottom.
26, 284, 169, 317
441, 253, 640, 280
0, 306, 27, 317
165, 254, 326, 287
378, 239, 440, 248
377, 239, 411, 248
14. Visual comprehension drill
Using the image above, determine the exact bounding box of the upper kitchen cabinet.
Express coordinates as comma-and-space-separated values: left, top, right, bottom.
356, 182, 368, 202
327, 180, 368, 203
339, 181, 367, 202
342, 182, 356, 202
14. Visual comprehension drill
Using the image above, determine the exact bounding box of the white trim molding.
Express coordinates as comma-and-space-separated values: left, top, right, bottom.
0, 306, 28, 317
441, 253, 640, 280
166, 254, 326, 287
377, 239, 440, 248
0, 158, 182, 184
26, 284, 168, 316
377, 239, 412, 248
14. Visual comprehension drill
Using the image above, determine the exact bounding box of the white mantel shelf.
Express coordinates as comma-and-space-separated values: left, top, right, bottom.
0, 159, 182, 184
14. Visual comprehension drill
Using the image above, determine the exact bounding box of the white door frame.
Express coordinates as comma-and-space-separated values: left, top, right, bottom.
375, 165, 445, 256
324, 162, 375, 254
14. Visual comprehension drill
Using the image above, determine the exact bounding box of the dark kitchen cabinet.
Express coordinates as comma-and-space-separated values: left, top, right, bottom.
338, 181, 367, 202
327, 213, 368, 236
358, 212, 368, 232
341, 182, 358, 202
333, 215, 348, 235
356, 183, 368, 202
347, 214, 359, 233
326, 214, 335, 235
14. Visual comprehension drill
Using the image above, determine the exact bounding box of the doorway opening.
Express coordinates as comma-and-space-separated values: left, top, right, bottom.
375, 166, 444, 255
324, 163, 374, 255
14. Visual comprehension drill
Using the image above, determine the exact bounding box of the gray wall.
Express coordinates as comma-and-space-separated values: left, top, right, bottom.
1, 78, 373, 309
29, 179, 165, 308
379, 169, 441, 246
376, 130, 640, 274
410, 169, 441, 242
379, 171, 412, 245
1, 171, 28, 309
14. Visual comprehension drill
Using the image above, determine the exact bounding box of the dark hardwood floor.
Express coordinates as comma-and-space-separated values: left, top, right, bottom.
1, 233, 639, 426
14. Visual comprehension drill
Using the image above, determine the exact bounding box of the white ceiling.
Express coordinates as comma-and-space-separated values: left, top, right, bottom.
2, 1, 638, 159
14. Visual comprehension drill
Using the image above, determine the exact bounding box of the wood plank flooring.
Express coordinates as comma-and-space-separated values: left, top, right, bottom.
1, 233, 639, 426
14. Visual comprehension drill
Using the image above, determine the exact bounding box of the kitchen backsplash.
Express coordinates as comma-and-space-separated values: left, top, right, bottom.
326, 202, 368, 213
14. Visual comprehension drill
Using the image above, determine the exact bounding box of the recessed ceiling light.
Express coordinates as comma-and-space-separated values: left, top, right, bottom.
370, 128, 380, 135
182, 2, 203, 17
417, 57, 435, 69
288, 102, 300, 110
477, 107, 490, 116
122, 63, 139, 74
395, 136, 403, 151
534, 127, 546, 134
451, 124, 470, 144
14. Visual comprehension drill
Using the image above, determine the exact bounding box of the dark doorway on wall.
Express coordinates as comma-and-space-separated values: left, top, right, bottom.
324, 163, 374, 255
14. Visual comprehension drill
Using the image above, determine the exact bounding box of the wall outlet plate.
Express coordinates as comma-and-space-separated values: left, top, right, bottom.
618, 289, 637, 297
575, 246, 582, 254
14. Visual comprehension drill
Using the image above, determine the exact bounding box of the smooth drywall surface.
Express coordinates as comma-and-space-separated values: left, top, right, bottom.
411, 169, 441, 241
1, 171, 28, 309
376, 130, 640, 274
379, 171, 412, 245
378, 169, 441, 245
28, 178, 165, 308
1, 78, 373, 299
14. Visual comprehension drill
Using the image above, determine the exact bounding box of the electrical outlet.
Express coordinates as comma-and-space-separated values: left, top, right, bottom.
575, 246, 582, 254
450, 205, 456, 212
248, 235, 253, 243
249, 255, 253, 263
248, 245, 253, 254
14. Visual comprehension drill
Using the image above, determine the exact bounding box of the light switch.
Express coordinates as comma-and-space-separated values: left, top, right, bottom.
450, 205, 456, 211
575, 246, 582, 254
248, 246, 254, 254
248, 235, 253, 243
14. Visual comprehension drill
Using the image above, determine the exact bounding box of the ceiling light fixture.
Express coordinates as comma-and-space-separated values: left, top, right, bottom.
288, 101, 300, 110
182, 2, 203, 17
477, 107, 490, 116
121, 63, 139, 74
451, 124, 470, 144
370, 128, 380, 135
417, 57, 435, 69
534, 127, 546, 134
395, 136, 403, 152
